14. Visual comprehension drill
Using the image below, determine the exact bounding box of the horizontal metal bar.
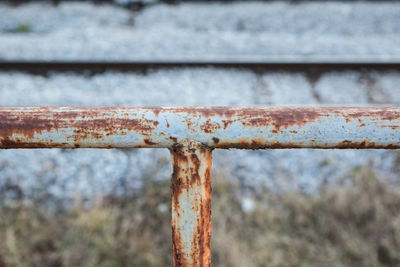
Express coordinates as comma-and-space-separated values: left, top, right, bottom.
0, 107, 398, 149
1, 61, 400, 75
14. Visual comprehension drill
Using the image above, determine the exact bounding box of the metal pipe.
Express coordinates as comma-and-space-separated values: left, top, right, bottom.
0, 107, 399, 149
0, 106, 399, 266
170, 141, 213, 266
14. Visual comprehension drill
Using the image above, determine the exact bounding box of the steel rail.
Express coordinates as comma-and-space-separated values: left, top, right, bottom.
6, 0, 400, 8
1, 61, 400, 74
0, 106, 399, 266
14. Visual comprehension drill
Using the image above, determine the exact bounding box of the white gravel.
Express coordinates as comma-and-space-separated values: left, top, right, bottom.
0, 69, 399, 200
1, 1, 400, 60
0, 1, 399, 201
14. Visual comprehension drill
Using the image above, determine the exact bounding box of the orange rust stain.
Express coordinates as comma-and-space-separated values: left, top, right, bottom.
215, 140, 400, 149
0, 137, 69, 148
216, 137, 272, 149
240, 108, 322, 131
191, 147, 212, 267
0, 109, 160, 146
1, 107, 398, 149
70, 118, 158, 142
381, 125, 399, 130
332, 139, 397, 149
170, 137, 178, 144
340, 108, 399, 122
267, 142, 304, 149
166, 107, 399, 131
148, 106, 162, 117
168, 107, 237, 119
144, 139, 157, 145
179, 107, 325, 132
0, 112, 69, 139
190, 153, 202, 186
169, 146, 186, 212
167, 107, 324, 131
200, 119, 221, 134
184, 118, 194, 131
172, 224, 185, 267
221, 119, 233, 130
170, 145, 212, 267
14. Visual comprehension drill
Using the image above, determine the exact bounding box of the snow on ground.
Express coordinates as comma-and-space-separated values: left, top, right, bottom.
0, 69, 399, 199
0, 2, 400, 60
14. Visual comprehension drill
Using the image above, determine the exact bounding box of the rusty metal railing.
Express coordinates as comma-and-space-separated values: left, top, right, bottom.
0, 106, 399, 266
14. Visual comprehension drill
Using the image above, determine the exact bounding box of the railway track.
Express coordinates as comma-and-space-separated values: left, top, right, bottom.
1, 60, 400, 75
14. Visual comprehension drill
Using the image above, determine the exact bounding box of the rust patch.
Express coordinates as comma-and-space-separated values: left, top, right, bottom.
144, 139, 157, 145
169, 136, 178, 144
70, 118, 158, 142
167, 106, 400, 132
0, 137, 69, 148
193, 107, 325, 132
0, 107, 398, 149
170, 144, 212, 267
190, 153, 202, 186
172, 224, 185, 267
333, 139, 392, 149
0, 108, 160, 147
200, 119, 221, 133
167, 107, 237, 119
381, 125, 399, 130
341, 108, 399, 122
168, 107, 324, 131
240, 108, 322, 131
148, 106, 162, 117
170, 146, 186, 211
214, 139, 400, 149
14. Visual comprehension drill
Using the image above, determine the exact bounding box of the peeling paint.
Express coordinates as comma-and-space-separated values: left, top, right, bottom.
0, 107, 398, 149
0, 106, 399, 266
170, 142, 212, 267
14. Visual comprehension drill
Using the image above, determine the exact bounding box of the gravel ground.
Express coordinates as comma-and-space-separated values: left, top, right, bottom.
0, 69, 399, 200
0, 1, 399, 202
1, 2, 400, 60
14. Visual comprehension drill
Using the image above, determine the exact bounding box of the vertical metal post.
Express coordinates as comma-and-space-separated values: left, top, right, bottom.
170, 142, 213, 267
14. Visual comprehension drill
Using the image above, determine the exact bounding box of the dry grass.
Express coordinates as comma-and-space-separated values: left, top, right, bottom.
0, 166, 400, 266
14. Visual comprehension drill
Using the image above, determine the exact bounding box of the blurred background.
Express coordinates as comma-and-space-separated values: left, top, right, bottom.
0, 0, 400, 266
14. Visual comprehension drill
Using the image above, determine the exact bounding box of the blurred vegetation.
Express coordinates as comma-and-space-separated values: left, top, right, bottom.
0, 165, 399, 266
10, 23, 32, 34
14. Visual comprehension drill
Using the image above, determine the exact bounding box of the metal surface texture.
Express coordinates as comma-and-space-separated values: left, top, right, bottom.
0, 106, 399, 149
170, 142, 212, 266
0, 106, 399, 266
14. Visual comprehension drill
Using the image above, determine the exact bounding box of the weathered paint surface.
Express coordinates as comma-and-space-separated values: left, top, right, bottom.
0, 106, 399, 149
0, 106, 399, 267
170, 142, 212, 267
